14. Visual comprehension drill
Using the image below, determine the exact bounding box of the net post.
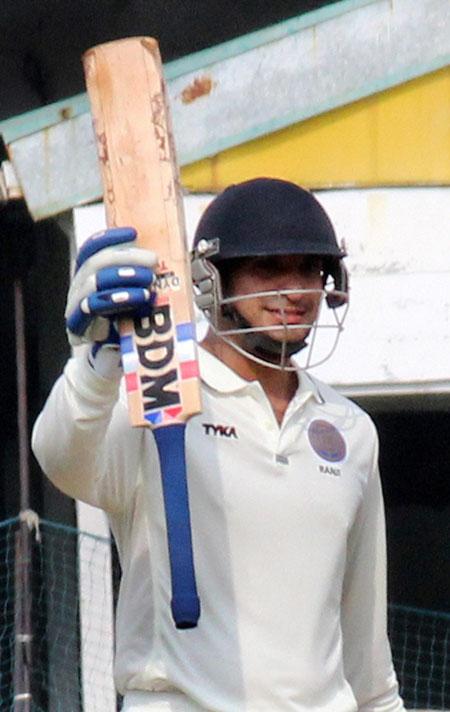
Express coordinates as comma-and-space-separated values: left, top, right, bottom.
13, 277, 33, 711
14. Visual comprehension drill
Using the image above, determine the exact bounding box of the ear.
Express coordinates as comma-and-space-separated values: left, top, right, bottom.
325, 260, 349, 308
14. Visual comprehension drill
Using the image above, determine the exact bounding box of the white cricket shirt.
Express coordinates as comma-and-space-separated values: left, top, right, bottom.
32, 347, 404, 711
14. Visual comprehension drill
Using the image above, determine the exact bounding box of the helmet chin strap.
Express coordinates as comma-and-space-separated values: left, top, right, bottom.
221, 306, 308, 368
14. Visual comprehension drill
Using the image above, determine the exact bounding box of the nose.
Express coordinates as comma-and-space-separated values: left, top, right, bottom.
276, 269, 318, 295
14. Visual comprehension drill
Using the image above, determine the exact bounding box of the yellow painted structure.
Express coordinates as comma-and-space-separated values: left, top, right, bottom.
181, 66, 450, 192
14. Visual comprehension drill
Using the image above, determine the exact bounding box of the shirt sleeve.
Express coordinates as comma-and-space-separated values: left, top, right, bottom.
341, 426, 405, 712
32, 351, 146, 513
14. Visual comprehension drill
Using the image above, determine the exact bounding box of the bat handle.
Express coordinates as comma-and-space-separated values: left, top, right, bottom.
153, 423, 200, 629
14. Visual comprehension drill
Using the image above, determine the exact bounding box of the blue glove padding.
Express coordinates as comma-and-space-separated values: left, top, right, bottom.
66, 227, 158, 347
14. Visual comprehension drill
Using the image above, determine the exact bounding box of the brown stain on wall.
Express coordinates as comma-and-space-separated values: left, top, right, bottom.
181, 76, 214, 104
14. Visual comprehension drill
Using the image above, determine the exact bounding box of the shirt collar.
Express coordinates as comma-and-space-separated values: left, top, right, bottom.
198, 346, 252, 393
197, 345, 323, 404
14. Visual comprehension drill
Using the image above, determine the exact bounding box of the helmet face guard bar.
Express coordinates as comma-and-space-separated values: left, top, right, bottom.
209, 288, 348, 371
191, 245, 350, 371
219, 287, 347, 325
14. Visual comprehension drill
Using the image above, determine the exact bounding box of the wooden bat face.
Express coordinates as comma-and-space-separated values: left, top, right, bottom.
121, 293, 200, 426
83, 37, 201, 427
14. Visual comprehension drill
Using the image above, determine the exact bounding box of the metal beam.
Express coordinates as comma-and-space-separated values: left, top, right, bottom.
2, 0, 450, 219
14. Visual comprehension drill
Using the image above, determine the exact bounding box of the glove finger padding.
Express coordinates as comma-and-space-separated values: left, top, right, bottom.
66, 227, 158, 346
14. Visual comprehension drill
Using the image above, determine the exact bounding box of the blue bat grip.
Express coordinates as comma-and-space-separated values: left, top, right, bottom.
153, 424, 200, 629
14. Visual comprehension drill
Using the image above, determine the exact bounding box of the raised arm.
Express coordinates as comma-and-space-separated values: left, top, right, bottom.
32, 226, 157, 511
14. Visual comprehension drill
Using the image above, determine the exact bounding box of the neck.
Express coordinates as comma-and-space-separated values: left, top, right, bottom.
201, 330, 299, 423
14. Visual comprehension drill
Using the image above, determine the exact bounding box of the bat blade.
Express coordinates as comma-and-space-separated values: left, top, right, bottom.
82, 37, 202, 428
83, 37, 201, 628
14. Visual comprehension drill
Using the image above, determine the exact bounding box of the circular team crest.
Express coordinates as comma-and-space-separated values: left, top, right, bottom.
308, 419, 346, 463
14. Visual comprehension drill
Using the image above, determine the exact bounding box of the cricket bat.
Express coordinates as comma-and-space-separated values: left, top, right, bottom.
83, 37, 201, 628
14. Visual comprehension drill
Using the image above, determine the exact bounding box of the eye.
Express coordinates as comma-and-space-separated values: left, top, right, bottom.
301, 257, 324, 278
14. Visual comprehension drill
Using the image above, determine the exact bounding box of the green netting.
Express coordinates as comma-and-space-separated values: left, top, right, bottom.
0, 515, 449, 711
0, 516, 117, 711
389, 603, 450, 711
0, 518, 16, 710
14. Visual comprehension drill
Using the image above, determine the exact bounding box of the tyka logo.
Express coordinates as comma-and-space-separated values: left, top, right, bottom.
202, 423, 238, 439
134, 303, 180, 414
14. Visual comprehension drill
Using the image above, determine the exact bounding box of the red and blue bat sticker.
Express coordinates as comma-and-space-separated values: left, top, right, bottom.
120, 291, 198, 425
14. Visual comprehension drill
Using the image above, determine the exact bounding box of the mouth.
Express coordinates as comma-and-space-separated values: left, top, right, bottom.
265, 307, 309, 326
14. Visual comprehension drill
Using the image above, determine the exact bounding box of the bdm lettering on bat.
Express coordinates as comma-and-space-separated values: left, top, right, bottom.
134, 304, 181, 413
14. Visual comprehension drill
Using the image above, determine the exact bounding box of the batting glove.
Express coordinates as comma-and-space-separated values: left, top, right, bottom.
66, 226, 157, 375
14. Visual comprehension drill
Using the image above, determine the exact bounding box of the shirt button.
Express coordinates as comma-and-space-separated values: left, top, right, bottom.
276, 454, 289, 465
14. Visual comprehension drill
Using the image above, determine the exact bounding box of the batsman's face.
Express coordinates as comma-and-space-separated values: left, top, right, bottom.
226, 254, 324, 344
